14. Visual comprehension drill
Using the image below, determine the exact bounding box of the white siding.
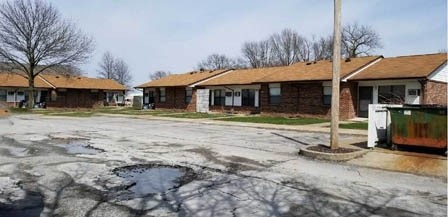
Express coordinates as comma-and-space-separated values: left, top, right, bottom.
428, 63, 447, 83
205, 84, 260, 107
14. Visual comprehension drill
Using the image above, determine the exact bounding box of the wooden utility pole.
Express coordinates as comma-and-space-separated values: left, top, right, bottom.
330, 0, 342, 149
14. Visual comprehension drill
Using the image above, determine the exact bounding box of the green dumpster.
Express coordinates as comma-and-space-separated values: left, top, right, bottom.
388, 106, 447, 149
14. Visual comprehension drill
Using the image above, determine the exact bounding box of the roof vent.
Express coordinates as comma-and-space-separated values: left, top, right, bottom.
345, 58, 351, 62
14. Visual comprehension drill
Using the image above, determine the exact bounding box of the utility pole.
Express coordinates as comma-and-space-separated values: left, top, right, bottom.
330, 0, 342, 149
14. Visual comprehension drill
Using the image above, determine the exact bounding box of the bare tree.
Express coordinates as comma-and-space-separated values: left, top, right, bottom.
0, 0, 93, 108
98, 52, 115, 79
113, 59, 132, 87
197, 54, 233, 70
197, 53, 247, 70
342, 23, 382, 58
149, 70, 171, 81
312, 36, 333, 61
269, 29, 309, 65
97, 51, 132, 87
241, 40, 273, 68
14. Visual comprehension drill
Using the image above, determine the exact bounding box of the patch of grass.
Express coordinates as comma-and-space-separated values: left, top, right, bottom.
218, 116, 329, 125
159, 112, 226, 119
339, 122, 368, 130
46, 112, 94, 117
95, 107, 178, 116
9, 108, 32, 113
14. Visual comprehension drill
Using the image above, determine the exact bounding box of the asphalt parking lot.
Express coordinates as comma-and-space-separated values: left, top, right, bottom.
0, 115, 446, 217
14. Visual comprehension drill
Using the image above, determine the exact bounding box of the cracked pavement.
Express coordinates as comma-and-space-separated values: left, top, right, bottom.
0, 115, 446, 217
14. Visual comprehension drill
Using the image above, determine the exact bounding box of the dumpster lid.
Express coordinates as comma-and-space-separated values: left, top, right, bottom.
387, 104, 447, 110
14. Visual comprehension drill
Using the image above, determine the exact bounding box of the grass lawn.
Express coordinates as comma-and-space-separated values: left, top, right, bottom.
158, 112, 226, 119
217, 116, 329, 125
339, 122, 368, 130
46, 112, 94, 117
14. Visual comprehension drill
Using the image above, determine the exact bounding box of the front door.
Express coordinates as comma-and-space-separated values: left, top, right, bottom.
358, 86, 373, 118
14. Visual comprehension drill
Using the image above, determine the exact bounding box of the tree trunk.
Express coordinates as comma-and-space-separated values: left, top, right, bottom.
28, 76, 35, 109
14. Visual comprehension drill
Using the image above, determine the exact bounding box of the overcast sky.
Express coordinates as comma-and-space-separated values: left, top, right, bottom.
47, 0, 447, 86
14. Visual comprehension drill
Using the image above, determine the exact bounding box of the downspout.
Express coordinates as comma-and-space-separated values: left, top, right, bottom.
224, 86, 235, 113
418, 79, 427, 104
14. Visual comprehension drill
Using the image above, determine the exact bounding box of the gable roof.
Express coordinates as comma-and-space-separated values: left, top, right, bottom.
0, 72, 127, 91
199, 56, 381, 86
348, 53, 447, 81
40, 74, 127, 90
135, 69, 230, 88
0, 73, 53, 88
198, 66, 285, 86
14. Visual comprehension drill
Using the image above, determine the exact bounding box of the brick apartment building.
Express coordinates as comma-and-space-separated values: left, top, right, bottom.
135, 69, 230, 111
136, 53, 447, 119
0, 73, 127, 108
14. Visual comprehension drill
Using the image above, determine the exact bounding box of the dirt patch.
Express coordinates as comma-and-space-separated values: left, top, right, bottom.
0, 109, 10, 118
308, 145, 359, 154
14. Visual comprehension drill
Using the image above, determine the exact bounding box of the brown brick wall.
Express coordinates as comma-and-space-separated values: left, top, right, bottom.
150, 87, 197, 111
47, 89, 105, 108
146, 82, 358, 119
422, 80, 447, 105
259, 82, 357, 119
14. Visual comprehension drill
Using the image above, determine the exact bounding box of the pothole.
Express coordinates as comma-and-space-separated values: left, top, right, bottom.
0, 177, 44, 217
56, 139, 104, 155
111, 164, 196, 199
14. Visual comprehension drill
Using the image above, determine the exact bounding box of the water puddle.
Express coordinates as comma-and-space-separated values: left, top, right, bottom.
112, 164, 196, 198
57, 139, 104, 155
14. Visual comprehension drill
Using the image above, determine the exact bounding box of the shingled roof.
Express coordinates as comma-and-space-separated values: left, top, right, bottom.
199, 56, 381, 86
135, 69, 230, 88
257, 56, 381, 83
0, 73, 52, 88
347, 53, 447, 80
0, 72, 126, 91
40, 74, 126, 90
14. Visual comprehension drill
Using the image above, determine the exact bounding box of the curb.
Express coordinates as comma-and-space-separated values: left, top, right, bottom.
299, 147, 369, 161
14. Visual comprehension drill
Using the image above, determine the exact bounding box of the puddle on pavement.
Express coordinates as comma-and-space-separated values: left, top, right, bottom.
112, 164, 196, 199
57, 139, 104, 155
